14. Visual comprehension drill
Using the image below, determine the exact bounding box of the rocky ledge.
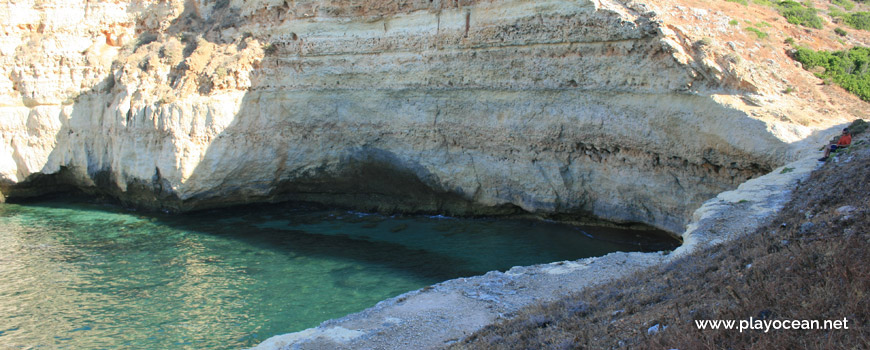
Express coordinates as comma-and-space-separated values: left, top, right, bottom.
0, 0, 856, 234
250, 129, 829, 350
0, 0, 864, 348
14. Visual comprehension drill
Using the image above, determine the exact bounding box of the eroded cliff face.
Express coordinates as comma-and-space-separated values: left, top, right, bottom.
0, 0, 861, 233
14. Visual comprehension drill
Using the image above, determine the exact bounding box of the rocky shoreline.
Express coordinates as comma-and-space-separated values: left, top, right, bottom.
1, 0, 865, 347
250, 131, 829, 350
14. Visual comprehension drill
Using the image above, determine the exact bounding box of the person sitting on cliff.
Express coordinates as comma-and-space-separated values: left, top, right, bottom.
819, 128, 852, 161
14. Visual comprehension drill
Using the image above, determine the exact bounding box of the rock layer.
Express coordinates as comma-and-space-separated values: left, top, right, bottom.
250, 132, 827, 350
0, 0, 856, 233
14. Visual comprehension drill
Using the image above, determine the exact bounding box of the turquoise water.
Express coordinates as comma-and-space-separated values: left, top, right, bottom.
0, 197, 675, 349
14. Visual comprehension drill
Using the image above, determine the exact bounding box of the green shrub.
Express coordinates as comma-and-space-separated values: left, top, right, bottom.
835, 27, 848, 36
726, 0, 749, 5
845, 12, 870, 30
831, 0, 855, 11
745, 26, 769, 39
785, 37, 796, 45
793, 46, 828, 68
793, 46, 870, 100
833, 0, 856, 10
777, 1, 823, 29
752, 0, 776, 5
829, 9, 848, 19
729, 19, 740, 26
829, 10, 870, 31
848, 119, 868, 134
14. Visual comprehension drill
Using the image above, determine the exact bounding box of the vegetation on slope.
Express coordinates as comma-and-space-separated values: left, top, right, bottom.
777, 1, 824, 28
453, 123, 869, 349
793, 46, 870, 101
844, 12, 870, 29
832, 0, 856, 11
829, 8, 870, 30
736, 0, 870, 32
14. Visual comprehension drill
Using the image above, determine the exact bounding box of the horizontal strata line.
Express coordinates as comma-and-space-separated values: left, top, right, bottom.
242, 0, 598, 20
241, 1, 599, 28
269, 36, 653, 60
243, 87, 691, 96
0, 87, 688, 110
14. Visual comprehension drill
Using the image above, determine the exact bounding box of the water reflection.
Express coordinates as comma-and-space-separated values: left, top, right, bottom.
0, 198, 675, 349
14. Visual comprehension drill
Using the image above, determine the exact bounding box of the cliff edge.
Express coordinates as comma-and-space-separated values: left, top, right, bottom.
2, 0, 863, 233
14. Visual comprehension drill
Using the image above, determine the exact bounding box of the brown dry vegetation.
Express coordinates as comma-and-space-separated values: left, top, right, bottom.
452, 126, 869, 349
646, 0, 870, 125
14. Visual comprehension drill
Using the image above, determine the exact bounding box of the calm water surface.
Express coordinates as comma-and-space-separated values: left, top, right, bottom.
0, 198, 675, 349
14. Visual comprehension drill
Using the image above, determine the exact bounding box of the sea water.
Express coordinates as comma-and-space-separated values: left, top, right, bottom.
0, 197, 675, 349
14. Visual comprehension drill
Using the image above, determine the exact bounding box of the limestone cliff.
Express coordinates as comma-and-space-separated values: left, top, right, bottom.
0, 0, 864, 233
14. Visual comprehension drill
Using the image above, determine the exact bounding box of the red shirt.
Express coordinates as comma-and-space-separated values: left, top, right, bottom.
837, 134, 852, 147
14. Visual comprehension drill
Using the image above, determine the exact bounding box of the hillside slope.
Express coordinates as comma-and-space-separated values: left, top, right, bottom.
453, 124, 868, 350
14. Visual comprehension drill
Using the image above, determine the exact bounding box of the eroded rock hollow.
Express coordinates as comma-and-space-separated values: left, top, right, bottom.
0, 0, 854, 233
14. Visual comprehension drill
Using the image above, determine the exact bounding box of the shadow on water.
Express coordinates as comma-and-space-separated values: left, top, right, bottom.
165, 208, 487, 281
0, 1, 687, 347
10, 196, 482, 280
4, 194, 526, 349
0, 195, 677, 347
8, 193, 678, 281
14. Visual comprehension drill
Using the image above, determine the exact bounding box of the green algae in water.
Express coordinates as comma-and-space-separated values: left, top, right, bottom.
0, 198, 675, 349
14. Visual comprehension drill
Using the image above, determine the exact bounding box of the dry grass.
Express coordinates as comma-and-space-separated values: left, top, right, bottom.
452, 133, 870, 349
